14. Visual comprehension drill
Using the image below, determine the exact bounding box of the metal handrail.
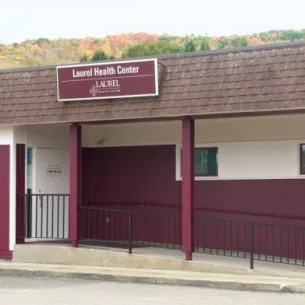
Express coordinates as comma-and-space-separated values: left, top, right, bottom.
80, 205, 182, 253
194, 216, 305, 269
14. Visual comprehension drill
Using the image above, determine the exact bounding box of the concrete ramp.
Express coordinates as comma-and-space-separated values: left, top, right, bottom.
13, 243, 305, 279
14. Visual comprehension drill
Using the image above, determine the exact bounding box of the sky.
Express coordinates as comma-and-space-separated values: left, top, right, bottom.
1, 0, 305, 44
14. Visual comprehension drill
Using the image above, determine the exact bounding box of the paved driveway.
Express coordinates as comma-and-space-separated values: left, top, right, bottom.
0, 276, 303, 305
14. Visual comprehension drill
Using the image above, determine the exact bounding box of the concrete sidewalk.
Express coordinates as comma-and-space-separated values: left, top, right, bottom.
0, 261, 305, 294
13, 244, 305, 279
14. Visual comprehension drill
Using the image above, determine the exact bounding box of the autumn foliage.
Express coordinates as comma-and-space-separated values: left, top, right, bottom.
0, 30, 304, 69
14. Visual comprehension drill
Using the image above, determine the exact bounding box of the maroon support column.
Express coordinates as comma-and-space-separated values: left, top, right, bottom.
181, 117, 194, 261
16, 144, 26, 244
70, 124, 82, 247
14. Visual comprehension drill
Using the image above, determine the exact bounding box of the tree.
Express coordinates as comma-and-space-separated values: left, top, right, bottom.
122, 40, 184, 58
154, 40, 184, 54
70, 40, 80, 47
282, 30, 304, 41
91, 50, 109, 61
184, 39, 197, 52
35, 38, 51, 45
80, 50, 114, 62
122, 44, 150, 58
230, 37, 248, 48
217, 39, 230, 49
200, 38, 210, 51
80, 53, 89, 62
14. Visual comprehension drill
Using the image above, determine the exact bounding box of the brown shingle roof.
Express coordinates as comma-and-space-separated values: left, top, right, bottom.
1, 41, 305, 125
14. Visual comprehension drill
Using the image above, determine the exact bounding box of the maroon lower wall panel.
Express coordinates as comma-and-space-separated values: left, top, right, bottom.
16, 144, 25, 243
0, 145, 11, 259
194, 180, 305, 225
194, 180, 305, 260
81, 145, 305, 258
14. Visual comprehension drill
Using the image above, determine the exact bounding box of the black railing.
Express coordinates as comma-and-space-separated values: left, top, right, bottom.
80, 206, 182, 253
17, 195, 305, 269
194, 217, 305, 269
17, 194, 70, 240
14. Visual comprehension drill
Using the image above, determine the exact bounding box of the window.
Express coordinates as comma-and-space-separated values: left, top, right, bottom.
177, 146, 219, 180
194, 147, 218, 176
300, 144, 305, 174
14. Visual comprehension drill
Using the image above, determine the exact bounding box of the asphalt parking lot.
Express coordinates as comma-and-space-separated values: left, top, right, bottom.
0, 276, 303, 305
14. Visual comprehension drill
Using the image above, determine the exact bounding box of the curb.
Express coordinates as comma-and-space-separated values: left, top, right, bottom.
0, 268, 304, 294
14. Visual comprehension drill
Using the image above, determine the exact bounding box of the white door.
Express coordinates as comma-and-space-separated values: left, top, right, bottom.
30, 148, 69, 240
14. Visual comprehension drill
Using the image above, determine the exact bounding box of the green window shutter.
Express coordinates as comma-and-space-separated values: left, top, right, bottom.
208, 147, 217, 175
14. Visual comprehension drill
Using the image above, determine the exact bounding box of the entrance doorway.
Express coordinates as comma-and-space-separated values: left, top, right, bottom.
27, 148, 70, 240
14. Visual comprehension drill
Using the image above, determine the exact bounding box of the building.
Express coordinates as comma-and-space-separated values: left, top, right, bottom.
1, 42, 305, 263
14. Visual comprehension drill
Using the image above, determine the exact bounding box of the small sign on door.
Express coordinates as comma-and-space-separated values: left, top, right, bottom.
46, 165, 63, 177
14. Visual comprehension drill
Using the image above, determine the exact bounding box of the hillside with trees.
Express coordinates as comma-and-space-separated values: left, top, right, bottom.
0, 29, 305, 69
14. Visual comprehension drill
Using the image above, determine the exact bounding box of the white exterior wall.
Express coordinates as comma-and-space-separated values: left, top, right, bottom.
15, 124, 70, 193
82, 114, 305, 181
24, 124, 69, 149
82, 121, 180, 147
0, 126, 14, 145
217, 141, 300, 180
175, 140, 302, 180
195, 115, 305, 180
